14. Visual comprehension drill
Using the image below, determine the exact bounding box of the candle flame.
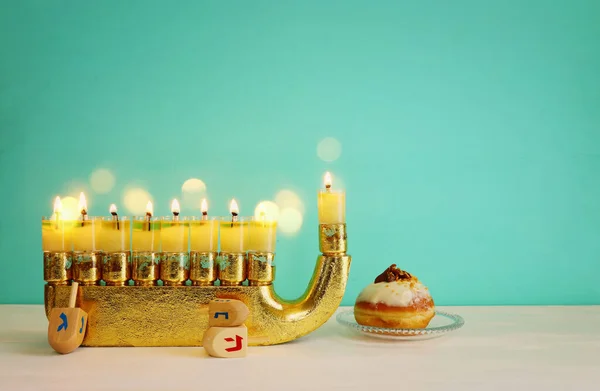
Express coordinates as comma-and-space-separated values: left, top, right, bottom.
109, 204, 117, 214
171, 199, 180, 215
324, 172, 332, 189
53, 196, 63, 216
146, 201, 153, 216
78, 192, 88, 214
230, 199, 239, 216
201, 198, 208, 215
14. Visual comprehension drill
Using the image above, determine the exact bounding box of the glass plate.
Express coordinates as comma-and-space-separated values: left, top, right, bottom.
336, 309, 465, 340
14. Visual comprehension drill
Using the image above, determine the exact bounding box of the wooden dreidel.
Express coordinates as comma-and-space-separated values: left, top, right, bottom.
48, 282, 88, 354
203, 325, 248, 358
208, 299, 249, 327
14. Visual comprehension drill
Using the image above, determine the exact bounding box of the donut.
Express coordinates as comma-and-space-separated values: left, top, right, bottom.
354, 264, 435, 329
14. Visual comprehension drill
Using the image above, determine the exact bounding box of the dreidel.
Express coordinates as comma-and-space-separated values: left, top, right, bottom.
203, 325, 248, 358
208, 299, 249, 327
48, 282, 88, 354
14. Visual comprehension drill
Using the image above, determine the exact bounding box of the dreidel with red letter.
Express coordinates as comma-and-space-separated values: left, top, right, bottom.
203, 299, 249, 358
203, 325, 248, 358
48, 282, 88, 354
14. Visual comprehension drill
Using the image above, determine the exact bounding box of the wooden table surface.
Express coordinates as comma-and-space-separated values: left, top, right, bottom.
1, 305, 599, 390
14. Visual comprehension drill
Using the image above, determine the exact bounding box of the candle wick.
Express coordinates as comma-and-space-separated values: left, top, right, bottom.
202, 211, 208, 221
112, 212, 120, 230
231, 212, 238, 227
81, 210, 87, 227
146, 213, 152, 231
173, 211, 180, 221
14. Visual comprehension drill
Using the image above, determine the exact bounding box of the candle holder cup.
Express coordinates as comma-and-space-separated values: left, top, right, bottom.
131, 252, 160, 286
217, 252, 247, 286
189, 252, 218, 286
319, 223, 347, 255
160, 252, 190, 286
102, 252, 131, 286
44, 219, 352, 347
247, 252, 275, 286
43, 251, 73, 285
72, 252, 103, 285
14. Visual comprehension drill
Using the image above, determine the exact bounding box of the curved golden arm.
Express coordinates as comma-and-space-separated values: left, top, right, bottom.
249, 255, 351, 345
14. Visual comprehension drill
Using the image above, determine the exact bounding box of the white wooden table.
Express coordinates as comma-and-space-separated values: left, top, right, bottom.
1, 305, 599, 390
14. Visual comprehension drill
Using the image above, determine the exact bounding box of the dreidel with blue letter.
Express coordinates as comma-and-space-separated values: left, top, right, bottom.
48, 282, 88, 354
208, 298, 249, 327
203, 299, 249, 358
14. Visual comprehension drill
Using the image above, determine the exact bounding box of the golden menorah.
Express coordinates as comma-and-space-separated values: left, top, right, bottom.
43, 223, 351, 346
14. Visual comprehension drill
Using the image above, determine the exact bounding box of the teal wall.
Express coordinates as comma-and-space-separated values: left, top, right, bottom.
1, 0, 599, 305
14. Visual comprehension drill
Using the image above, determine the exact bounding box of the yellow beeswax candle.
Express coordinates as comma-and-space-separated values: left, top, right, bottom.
190, 199, 218, 252
41, 197, 72, 251
161, 218, 189, 252
72, 193, 97, 251
249, 206, 277, 252
219, 199, 248, 252
317, 172, 346, 224
160, 199, 189, 252
96, 205, 131, 252
132, 202, 160, 251
72, 219, 97, 251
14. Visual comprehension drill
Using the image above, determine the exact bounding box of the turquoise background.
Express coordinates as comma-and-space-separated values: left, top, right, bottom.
1, 0, 599, 305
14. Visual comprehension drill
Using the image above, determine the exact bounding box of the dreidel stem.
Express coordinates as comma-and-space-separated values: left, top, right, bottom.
68, 282, 79, 308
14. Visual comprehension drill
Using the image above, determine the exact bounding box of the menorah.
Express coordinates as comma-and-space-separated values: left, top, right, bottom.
43, 174, 351, 346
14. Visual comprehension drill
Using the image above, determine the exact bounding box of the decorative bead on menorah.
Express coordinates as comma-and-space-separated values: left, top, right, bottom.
42, 173, 352, 347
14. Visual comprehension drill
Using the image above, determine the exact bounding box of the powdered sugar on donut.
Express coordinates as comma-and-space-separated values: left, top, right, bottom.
356, 280, 431, 307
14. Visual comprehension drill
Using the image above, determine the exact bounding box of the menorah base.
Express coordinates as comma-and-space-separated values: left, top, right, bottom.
44, 255, 351, 347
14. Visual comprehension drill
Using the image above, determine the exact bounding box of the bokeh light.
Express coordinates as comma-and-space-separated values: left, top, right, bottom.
254, 201, 280, 221
317, 137, 342, 162
181, 178, 207, 210
89, 168, 115, 194
274, 189, 305, 214
278, 208, 303, 235
63, 180, 90, 198
123, 188, 153, 215
60, 196, 79, 220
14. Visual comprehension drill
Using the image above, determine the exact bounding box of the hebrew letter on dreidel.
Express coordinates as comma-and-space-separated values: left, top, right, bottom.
208, 299, 249, 327
202, 325, 247, 358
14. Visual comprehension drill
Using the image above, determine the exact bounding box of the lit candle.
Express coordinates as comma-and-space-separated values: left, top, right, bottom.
219, 199, 248, 252
172, 199, 180, 220
41, 196, 72, 252
317, 172, 346, 224
145, 201, 153, 231
132, 201, 158, 252
72, 192, 96, 251
97, 204, 130, 252
249, 203, 277, 253
190, 198, 218, 252
79, 192, 88, 225
110, 203, 119, 230
54, 196, 62, 222
201, 198, 208, 220
160, 198, 189, 252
